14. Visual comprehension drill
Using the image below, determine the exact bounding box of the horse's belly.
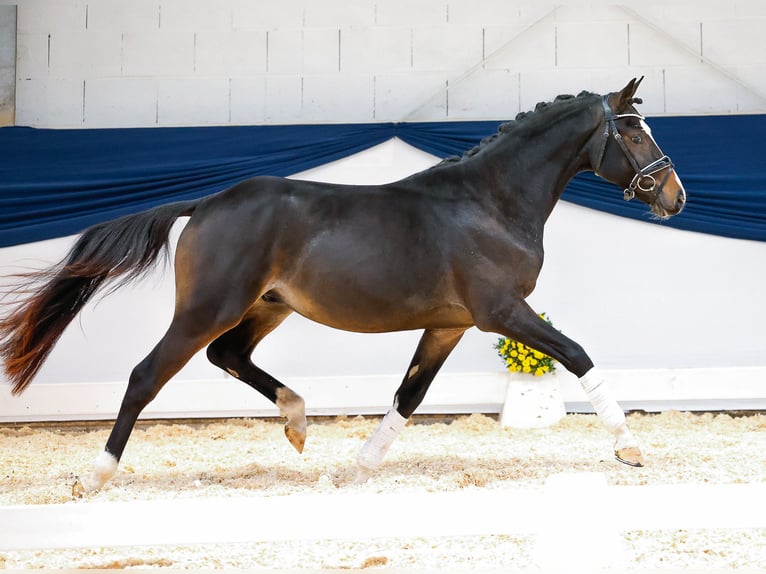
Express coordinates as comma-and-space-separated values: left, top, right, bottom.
277, 286, 473, 333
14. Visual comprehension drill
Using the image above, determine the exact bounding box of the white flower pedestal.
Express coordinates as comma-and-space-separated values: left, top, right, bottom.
500, 373, 566, 428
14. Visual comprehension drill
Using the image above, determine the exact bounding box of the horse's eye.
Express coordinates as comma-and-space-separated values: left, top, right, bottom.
631, 135, 642, 144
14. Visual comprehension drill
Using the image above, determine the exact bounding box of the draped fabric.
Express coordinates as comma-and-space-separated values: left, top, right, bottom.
563, 115, 766, 242
1, 115, 764, 247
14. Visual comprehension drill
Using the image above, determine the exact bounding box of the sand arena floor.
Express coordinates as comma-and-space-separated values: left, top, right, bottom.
0, 411, 764, 569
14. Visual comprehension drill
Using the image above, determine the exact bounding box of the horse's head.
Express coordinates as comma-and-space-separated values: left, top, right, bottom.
592, 78, 686, 218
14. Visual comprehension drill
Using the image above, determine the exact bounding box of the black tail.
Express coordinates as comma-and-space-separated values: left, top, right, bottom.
0, 200, 199, 395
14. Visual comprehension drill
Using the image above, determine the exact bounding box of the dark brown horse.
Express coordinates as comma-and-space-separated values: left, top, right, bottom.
1, 78, 685, 494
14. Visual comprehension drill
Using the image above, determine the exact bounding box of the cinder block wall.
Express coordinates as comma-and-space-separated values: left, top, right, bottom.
0, 6, 16, 125
13, 0, 766, 127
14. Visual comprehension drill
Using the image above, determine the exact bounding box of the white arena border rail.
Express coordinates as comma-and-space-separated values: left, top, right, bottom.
2, 366, 766, 423
1, 472, 765, 570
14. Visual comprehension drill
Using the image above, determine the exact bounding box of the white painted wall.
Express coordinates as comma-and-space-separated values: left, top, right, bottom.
12, 0, 766, 127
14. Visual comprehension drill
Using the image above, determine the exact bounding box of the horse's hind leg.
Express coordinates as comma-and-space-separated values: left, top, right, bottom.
73, 306, 246, 496
206, 300, 307, 453
356, 328, 465, 482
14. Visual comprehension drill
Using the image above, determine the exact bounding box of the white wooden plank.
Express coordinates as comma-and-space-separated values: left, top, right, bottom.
0, 489, 542, 550
2, 476, 764, 552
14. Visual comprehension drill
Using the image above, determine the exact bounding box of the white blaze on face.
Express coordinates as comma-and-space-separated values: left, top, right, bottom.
640, 117, 686, 206
639, 117, 653, 138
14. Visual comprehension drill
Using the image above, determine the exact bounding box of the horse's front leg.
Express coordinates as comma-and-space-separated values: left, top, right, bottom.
356, 328, 466, 483
578, 367, 643, 466
475, 300, 643, 467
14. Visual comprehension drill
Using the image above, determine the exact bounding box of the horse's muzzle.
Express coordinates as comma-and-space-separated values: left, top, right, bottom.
651, 167, 686, 218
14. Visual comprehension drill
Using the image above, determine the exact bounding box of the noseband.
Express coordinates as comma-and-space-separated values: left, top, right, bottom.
594, 96, 674, 202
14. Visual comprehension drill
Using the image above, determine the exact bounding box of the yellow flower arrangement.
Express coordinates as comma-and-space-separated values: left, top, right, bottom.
494, 313, 557, 376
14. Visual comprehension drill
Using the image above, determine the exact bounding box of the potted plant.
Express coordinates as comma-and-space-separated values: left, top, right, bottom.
494, 313, 557, 377
494, 313, 566, 428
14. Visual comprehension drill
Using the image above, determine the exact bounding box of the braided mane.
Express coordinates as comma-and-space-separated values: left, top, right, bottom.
437, 90, 599, 166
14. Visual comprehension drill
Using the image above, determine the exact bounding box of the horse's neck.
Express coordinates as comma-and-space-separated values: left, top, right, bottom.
485, 105, 599, 222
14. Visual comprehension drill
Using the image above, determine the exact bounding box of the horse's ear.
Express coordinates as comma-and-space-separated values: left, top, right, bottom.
615, 76, 644, 111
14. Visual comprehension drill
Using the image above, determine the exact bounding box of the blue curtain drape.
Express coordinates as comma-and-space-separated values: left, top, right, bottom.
1, 116, 764, 247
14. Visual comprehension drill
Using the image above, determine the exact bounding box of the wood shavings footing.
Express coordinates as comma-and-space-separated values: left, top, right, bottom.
1, 411, 764, 569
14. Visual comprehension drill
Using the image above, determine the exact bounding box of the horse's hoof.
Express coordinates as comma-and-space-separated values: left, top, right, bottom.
71, 478, 86, 499
615, 446, 644, 467
285, 425, 306, 454
354, 466, 373, 485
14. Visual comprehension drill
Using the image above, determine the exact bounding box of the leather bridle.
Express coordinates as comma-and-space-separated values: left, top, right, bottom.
594, 96, 675, 202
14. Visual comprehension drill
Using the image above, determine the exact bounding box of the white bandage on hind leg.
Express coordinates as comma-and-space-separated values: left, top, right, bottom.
579, 368, 637, 450
79, 450, 119, 493
357, 408, 408, 471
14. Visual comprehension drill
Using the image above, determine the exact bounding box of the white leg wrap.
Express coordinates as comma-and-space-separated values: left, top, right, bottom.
276, 387, 307, 434
79, 450, 119, 493
357, 408, 408, 471
579, 368, 637, 450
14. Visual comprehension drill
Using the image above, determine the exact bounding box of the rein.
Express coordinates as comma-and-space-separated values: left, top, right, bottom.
594, 96, 674, 202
